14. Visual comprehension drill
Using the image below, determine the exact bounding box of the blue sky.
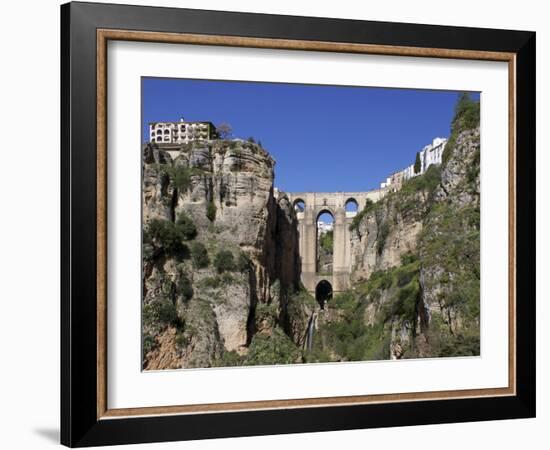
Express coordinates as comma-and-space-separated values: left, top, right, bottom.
142, 78, 479, 193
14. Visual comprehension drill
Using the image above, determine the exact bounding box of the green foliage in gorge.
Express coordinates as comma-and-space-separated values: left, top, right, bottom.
206, 200, 217, 222
143, 211, 197, 257
190, 241, 210, 269
213, 249, 236, 273
319, 230, 334, 254
244, 327, 302, 366
143, 298, 179, 329
175, 211, 197, 240
165, 165, 192, 192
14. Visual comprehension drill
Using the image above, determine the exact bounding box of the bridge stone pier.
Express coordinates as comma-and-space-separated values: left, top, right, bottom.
287, 190, 388, 299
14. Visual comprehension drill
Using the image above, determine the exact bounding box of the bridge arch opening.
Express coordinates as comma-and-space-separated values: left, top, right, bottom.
317, 210, 334, 274
345, 198, 359, 216
293, 198, 306, 213
315, 280, 333, 309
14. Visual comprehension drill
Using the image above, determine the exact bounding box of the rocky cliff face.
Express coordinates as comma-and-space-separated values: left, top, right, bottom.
309, 124, 480, 362
416, 127, 480, 357
142, 140, 303, 369
349, 186, 429, 282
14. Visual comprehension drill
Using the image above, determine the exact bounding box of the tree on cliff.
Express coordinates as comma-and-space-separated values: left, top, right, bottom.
442, 92, 480, 166
414, 151, 421, 174
453, 92, 479, 131
217, 122, 233, 139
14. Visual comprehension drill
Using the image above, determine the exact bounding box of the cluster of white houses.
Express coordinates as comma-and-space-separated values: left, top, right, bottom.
380, 137, 447, 190
149, 118, 218, 144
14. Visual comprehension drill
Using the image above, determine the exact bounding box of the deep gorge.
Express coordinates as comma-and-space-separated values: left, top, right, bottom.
142, 98, 481, 369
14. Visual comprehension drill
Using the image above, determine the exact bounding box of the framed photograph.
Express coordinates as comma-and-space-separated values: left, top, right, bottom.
61, 1, 536, 447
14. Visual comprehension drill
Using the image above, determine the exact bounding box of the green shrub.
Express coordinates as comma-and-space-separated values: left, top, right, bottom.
176, 212, 197, 240
304, 347, 334, 363
400, 252, 419, 266
422, 164, 442, 192
199, 276, 221, 290
215, 350, 243, 367
331, 291, 359, 316
145, 214, 196, 256
143, 298, 178, 328
396, 277, 420, 319
198, 273, 238, 291
439, 333, 480, 357
206, 201, 217, 222
394, 257, 420, 287
177, 272, 193, 301
214, 250, 235, 273
401, 164, 441, 195
237, 251, 251, 273
175, 332, 188, 350
145, 219, 188, 255
367, 270, 394, 291
142, 334, 155, 358
395, 266, 415, 288
254, 302, 279, 330
190, 241, 209, 268
163, 165, 192, 192
244, 327, 302, 366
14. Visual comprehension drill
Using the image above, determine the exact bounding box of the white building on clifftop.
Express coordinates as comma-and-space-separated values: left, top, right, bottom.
149, 118, 218, 144
380, 137, 447, 190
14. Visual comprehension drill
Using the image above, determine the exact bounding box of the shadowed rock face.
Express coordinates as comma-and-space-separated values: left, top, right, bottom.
142, 140, 302, 369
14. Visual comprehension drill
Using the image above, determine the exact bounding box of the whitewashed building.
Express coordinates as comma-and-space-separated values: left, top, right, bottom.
149, 118, 218, 144
380, 137, 447, 189
419, 137, 446, 173
317, 221, 334, 236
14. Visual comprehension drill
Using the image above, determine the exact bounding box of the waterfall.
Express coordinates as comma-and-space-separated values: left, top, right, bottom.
306, 313, 316, 352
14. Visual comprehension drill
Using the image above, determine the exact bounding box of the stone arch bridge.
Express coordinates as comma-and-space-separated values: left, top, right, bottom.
287, 189, 388, 301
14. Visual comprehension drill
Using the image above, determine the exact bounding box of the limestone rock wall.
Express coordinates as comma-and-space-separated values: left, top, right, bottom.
349, 190, 429, 283
142, 140, 302, 369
